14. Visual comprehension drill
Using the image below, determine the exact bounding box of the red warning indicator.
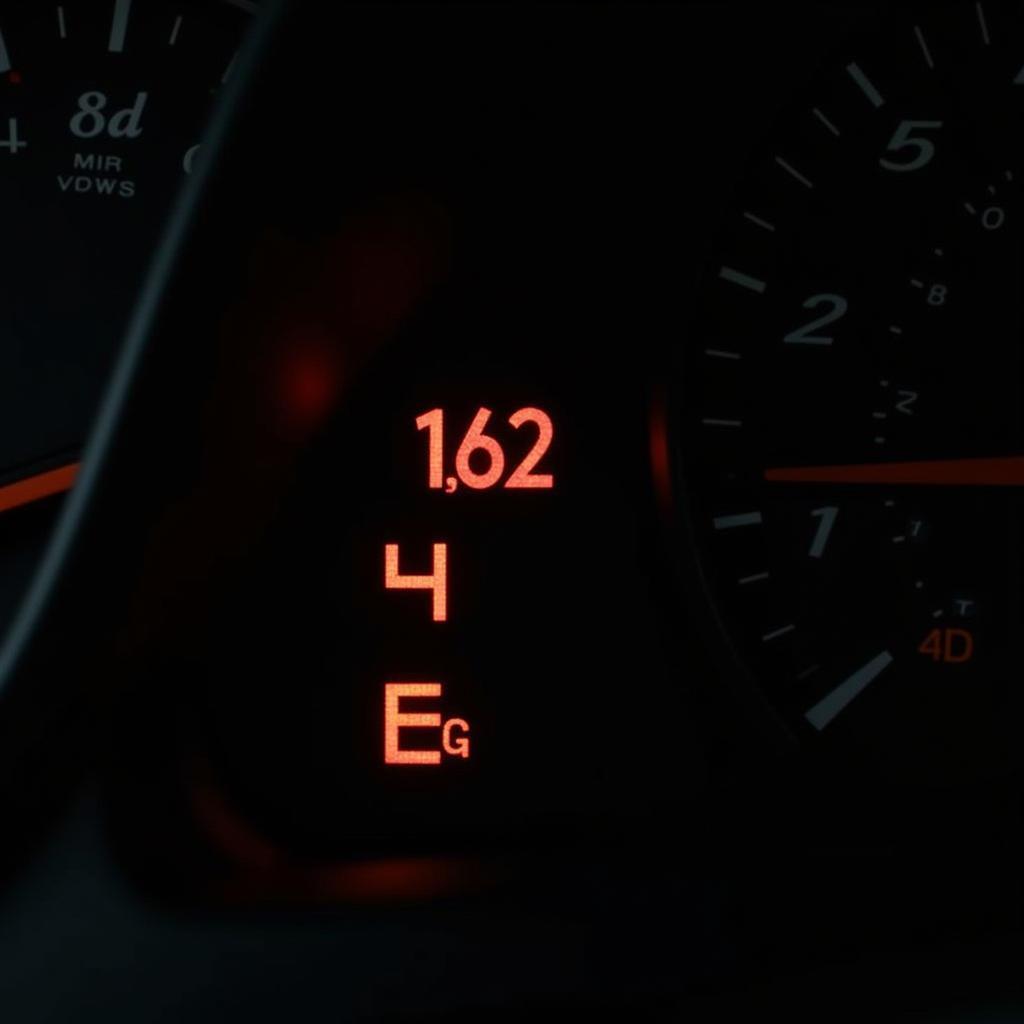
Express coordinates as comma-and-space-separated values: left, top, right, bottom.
384, 683, 471, 765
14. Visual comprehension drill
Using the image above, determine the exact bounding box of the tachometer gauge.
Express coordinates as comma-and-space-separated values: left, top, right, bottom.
668, 3, 1024, 782
0, 0, 252, 632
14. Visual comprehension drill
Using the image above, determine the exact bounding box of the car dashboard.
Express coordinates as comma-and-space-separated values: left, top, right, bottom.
0, 2, 1020, 1020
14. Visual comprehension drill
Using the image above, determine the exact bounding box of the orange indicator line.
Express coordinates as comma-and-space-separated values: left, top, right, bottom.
765, 456, 1024, 487
0, 462, 80, 514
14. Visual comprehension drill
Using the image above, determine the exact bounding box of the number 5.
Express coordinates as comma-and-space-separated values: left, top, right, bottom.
880, 120, 943, 173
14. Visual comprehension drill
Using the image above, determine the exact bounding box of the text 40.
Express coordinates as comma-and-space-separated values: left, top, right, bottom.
416, 407, 554, 492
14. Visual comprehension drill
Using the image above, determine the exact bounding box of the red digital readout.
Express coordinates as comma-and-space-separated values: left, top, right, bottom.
455, 407, 506, 490
384, 683, 470, 765
385, 542, 448, 622
416, 407, 554, 493
384, 683, 442, 765
379, 404, 554, 766
506, 408, 554, 489
416, 408, 446, 490
442, 718, 471, 758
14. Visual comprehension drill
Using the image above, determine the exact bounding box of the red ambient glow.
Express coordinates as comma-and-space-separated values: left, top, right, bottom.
276, 331, 341, 434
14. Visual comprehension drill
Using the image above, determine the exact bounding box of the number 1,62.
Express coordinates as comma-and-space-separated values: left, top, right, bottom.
416, 407, 555, 493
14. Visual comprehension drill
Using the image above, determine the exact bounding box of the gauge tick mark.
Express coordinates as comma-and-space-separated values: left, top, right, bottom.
743, 211, 776, 232
976, 3, 991, 45
0, 30, 12, 74
813, 107, 841, 137
762, 624, 796, 643
714, 512, 763, 531
846, 62, 886, 108
914, 26, 935, 69
805, 651, 894, 730
109, 0, 132, 53
739, 572, 771, 586
775, 156, 814, 189
719, 267, 767, 294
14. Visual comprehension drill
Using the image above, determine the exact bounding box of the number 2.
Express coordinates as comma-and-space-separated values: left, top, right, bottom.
784, 294, 848, 346
506, 408, 554, 489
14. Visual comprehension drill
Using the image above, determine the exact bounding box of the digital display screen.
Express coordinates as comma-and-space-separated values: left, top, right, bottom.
76, 1, 1023, 900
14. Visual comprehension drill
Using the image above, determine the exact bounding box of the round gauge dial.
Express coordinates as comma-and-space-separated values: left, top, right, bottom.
0, 0, 252, 630
673, 3, 1024, 780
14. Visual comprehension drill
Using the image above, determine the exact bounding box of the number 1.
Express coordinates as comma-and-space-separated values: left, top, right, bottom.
809, 506, 838, 559
416, 409, 445, 490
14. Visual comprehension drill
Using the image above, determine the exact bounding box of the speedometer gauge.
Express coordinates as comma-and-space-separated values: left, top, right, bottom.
0, 0, 251, 632
669, 3, 1024, 781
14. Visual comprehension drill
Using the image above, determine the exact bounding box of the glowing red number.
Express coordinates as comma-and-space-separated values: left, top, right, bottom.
415, 408, 445, 490
385, 542, 448, 622
505, 407, 554, 489
455, 407, 505, 490
416, 406, 555, 492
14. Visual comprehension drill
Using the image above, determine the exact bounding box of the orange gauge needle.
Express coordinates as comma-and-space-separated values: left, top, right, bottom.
0, 462, 80, 515
765, 456, 1024, 487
